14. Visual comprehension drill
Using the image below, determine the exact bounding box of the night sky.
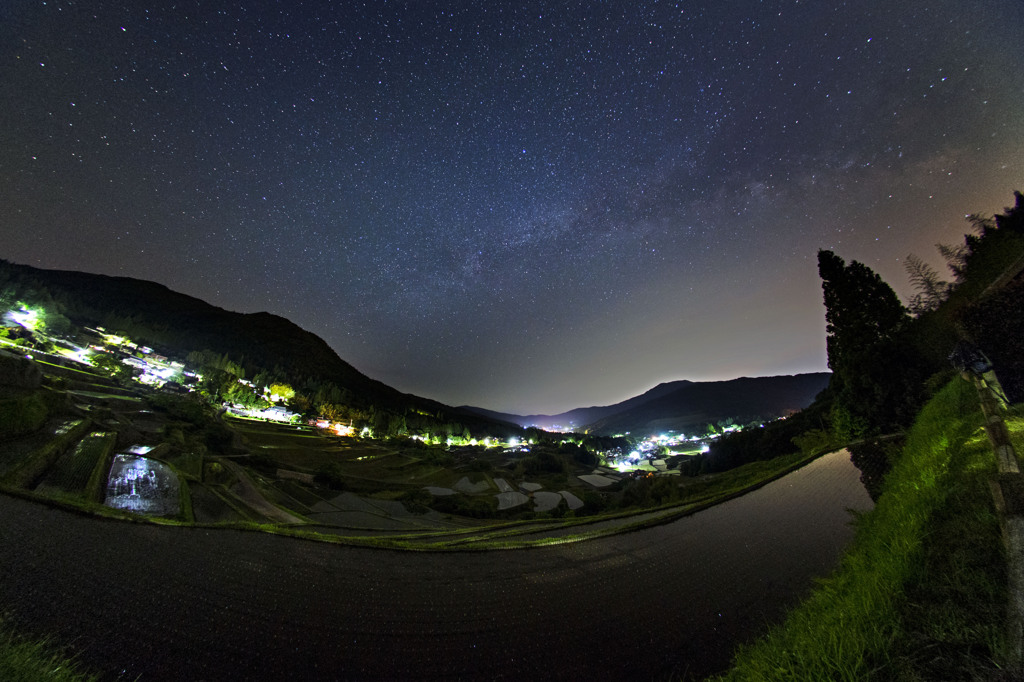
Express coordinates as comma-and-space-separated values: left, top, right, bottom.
2, 1, 1022, 415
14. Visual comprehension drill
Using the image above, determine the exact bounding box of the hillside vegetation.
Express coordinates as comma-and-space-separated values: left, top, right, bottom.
705, 191, 1024, 473
0, 259, 517, 440
718, 376, 1014, 680
711, 191, 1024, 678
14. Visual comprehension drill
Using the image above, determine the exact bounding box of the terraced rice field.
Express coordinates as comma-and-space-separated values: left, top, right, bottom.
232, 419, 407, 473
234, 419, 458, 492
0, 450, 872, 680
36, 431, 114, 495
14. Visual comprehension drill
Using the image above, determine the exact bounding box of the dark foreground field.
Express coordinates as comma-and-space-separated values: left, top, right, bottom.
0, 450, 871, 680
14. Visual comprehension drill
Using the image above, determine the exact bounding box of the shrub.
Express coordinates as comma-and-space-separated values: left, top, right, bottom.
248, 452, 277, 473
0, 392, 48, 438
467, 459, 493, 472
429, 493, 495, 518
960, 275, 1024, 402
420, 450, 454, 467
314, 462, 346, 490
518, 451, 566, 476
201, 423, 233, 453
147, 394, 208, 425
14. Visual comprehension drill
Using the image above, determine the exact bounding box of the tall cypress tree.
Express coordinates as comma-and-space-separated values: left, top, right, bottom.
817, 250, 922, 431
818, 250, 908, 372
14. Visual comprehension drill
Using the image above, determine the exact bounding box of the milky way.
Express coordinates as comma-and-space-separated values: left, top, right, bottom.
2, 1, 1023, 413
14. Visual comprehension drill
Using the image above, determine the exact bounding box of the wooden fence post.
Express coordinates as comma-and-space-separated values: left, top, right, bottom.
971, 371, 1024, 674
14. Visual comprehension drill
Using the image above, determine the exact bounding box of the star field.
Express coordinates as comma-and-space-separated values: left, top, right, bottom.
2, 1, 1023, 414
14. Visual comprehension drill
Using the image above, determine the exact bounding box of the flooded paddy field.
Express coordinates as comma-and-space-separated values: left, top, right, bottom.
0, 450, 871, 680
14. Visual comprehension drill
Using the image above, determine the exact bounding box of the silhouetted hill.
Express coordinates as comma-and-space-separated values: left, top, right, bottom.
461, 381, 688, 430
584, 374, 831, 436
0, 259, 512, 432
464, 374, 830, 436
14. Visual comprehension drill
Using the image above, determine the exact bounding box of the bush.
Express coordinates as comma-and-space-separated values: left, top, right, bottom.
204, 461, 227, 483
558, 441, 597, 466
201, 423, 233, 453
960, 276, 1024, 403
314, 462, 346, 490
401, 487, 432, 513
147, 394, 208, 425
649, 476, 682, 504
248, 452, 277, 474
420, 449, 454, 467
518, 451, 566, 476
429, 493, 495, 518
0, 392, 48, 438
580, 490, 606, 513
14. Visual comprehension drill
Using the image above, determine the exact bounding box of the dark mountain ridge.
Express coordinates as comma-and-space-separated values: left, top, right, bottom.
0, 259, 514, 433
2, 259, 827, 438
584, 373, 831, 436
463, 373, 830, 436
461, 380, 691, 429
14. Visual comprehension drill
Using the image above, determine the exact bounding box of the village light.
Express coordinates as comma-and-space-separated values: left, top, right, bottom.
9, 306, 41, 331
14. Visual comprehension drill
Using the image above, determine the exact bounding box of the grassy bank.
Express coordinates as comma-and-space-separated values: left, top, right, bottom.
715, 377, 1011, 680
678, 449, 819, 505
0, 616, 95, 682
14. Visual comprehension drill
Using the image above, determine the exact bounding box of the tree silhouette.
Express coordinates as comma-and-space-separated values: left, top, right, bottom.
903, 253, 950, 315
817, 250, 922, 432
818, 250, 907, 373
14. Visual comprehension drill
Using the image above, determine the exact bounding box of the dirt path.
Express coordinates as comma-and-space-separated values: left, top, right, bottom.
218, 457, 305, 524
0, 450, 872, 680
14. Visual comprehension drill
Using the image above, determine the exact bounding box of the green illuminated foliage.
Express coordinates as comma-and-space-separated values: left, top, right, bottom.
268, 383, 295, 401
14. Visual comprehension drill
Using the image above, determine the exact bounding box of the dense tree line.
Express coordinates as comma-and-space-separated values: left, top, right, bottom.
706, 191, 1024, 472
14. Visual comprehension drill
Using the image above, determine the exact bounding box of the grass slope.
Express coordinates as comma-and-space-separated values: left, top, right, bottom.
0, 616, 95, 682
715, 377, 1010, 680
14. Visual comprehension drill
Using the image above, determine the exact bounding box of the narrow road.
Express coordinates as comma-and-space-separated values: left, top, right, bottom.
0, 450, 872, 680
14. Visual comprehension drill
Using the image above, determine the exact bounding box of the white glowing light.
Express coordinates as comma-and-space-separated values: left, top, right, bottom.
9, 307, 40, 331
104, 453, 179, 515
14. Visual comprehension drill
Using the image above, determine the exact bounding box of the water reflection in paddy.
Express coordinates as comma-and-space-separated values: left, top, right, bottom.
103, 452, 179, 515
1, 448, 874, 680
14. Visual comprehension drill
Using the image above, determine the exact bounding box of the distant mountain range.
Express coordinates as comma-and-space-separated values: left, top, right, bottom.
462, 373, 831, 436
2, 259, 828, 439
